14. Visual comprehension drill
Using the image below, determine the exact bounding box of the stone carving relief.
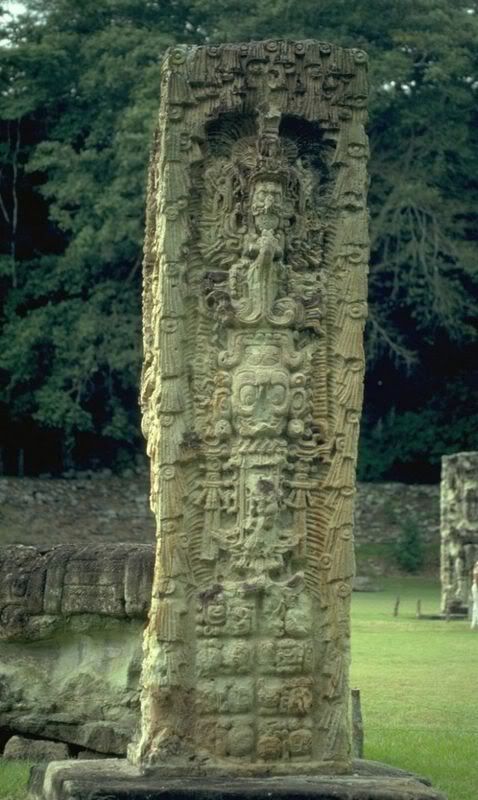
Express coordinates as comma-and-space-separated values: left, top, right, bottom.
0, 544, 153, 641
133, 39, 369, 776
440, 452, 478, 614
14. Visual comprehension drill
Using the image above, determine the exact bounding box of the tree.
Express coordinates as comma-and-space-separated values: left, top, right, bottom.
0, 0, 204, 469
190, 0, 478, 481
0, 0, 476, 475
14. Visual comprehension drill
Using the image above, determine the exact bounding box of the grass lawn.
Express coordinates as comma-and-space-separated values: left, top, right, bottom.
351, 576, 478, 800
0, 761, 32, 799
1, 577, 476, 799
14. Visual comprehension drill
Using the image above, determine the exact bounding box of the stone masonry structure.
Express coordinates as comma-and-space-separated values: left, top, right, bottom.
440, 452, 478, 613
131, 39, 369, 776
0, 476, 441, 559
0, 544, 153, 755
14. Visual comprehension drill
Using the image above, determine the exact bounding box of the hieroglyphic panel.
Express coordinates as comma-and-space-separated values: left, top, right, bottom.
132, 39, 369, 776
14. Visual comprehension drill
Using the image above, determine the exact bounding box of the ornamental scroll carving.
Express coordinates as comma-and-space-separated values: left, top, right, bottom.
133, 39, 369, 777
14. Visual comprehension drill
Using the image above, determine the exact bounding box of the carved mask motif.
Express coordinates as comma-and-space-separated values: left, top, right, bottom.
232, 365, 290, 437
251, 181, 284, 232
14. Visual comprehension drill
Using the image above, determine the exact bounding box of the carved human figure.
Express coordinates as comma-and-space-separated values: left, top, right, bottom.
230, 178, 298, 326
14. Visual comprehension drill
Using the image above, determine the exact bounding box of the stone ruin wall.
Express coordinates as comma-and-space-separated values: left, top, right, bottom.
440, 452, 478, 613
0, 475, 441, 556
134, 39, 369, 776
0, 544, 153, 756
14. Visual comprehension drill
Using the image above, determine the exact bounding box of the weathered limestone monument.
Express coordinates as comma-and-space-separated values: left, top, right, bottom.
440, 452, 478, 615
30, 39, 446, 800
132, 38, 368, 776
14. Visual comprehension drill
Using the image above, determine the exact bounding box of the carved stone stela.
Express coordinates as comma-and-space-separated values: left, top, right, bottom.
440, 452, 478, 614
133, 40, 369, 776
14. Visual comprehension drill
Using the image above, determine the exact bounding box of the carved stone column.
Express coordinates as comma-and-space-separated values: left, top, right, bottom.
132, 39, 369, 777
440, 452, 478, 614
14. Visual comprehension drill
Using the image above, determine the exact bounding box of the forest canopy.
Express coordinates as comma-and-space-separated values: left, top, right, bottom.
0, 0, 477, 480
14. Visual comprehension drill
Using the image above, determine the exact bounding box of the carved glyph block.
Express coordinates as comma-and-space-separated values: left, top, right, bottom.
133, 39, 369, 775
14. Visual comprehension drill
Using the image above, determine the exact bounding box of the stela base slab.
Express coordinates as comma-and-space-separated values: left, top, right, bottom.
29, 758, 447, 800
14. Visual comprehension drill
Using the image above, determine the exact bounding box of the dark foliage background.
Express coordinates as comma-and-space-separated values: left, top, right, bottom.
0, 0, 477, 480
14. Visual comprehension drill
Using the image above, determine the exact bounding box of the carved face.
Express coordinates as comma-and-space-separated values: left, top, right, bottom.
232, 366, 290, 437
226, 724, 254, 757
257, 734, 282, 760
227, 685, 253, 713
228, 605, 253, 635
251, 181, 283, 232
266, 63, 286, 91
196, 641, 222, 676
246, 59, 266, 85
289, 728, 312, 756
304, 63, 322, 92
224, 641, 252, 671
347, 139, 368, 159
284, 605, 311, 637
205, 600, 227, 626
341, 190, 365, 212
276, 640, 304, 671
287, 686, 313, 715
340, 243, 368, 266
257, 683, 280, 711
344, 90, 368, 109
322, 68, 340, 99
348, 301, 367, 320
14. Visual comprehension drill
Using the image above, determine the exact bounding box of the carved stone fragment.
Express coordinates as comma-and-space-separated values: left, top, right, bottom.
3, 735, 70, 762
133, 39, 369, 776
0, 544, 153, 640
440, 452, 478, 614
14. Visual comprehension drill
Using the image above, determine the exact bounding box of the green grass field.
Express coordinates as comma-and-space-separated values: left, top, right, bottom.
351, 577, 478, 800
1, 577, 476, 800
0, 761, 31, 800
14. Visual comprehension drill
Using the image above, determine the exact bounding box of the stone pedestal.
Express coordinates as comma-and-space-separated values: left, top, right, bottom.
440, 452, 478, 614
29, 759, 447, 800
